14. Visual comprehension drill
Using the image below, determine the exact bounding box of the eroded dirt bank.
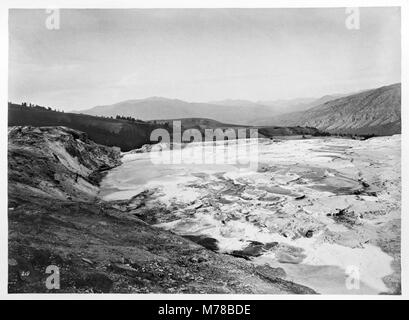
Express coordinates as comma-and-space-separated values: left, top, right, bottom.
8, 126, 314, 294
100, 136, 401, 294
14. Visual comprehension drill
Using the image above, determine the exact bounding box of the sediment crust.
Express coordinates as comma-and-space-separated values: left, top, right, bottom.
8, 126, 315, 294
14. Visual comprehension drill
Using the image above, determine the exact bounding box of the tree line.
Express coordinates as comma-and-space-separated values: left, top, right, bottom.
8, 101, 149, 124
9, 101, 65, 113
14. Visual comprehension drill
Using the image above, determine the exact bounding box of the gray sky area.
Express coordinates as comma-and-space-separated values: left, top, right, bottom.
9, 8, 401, 111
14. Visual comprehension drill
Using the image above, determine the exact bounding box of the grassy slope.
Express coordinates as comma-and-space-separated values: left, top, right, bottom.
8, 104, 160, 151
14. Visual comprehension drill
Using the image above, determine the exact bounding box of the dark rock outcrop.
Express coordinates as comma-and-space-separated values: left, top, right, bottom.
8, 126, 121, 201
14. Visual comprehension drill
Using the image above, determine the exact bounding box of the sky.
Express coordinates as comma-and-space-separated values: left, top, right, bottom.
9, 8, 401, 111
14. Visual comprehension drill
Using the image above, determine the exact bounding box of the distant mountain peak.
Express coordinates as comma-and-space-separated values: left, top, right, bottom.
144, 96, 175, 101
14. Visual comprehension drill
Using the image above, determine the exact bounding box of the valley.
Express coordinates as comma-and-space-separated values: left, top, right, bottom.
7, 7, 402, 299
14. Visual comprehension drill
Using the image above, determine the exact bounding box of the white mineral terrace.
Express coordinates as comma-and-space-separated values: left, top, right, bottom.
100, 135, 401, 294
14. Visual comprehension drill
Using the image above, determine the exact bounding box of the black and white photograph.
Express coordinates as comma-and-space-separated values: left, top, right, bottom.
2, 1, 407, 302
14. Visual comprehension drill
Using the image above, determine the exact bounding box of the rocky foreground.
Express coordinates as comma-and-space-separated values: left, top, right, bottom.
100, 135, 401, 294
8, 126, 315, 293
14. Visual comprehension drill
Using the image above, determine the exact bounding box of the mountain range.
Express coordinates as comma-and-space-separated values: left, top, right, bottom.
77, 95, 344, 126
76, 83, 401, 135
78, 97, 271, 125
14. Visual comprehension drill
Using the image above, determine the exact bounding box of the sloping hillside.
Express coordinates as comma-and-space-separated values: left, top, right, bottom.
256, 95, 345, 115
8, 103, 163, 151
257, 83, 401, 135
214, 95, 350, 124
